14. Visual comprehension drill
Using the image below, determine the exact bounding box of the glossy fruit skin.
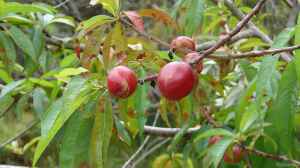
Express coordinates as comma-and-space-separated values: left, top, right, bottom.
157, 61, 196, 101
223, 145, 244, 164
107, 66, 137, 98
183, 52, 203, 73
170, 36, 196, 54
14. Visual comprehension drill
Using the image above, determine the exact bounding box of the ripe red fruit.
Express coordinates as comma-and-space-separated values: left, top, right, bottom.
157, 61, 196, 101
170, 36, 196, 55
223, 145, 244, 164
183, 52, 203, 73
107, 66, 137, 98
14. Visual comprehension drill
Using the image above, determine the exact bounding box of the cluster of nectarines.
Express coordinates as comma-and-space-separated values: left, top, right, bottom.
107, 36, 203, 101
106, 37, 244, 164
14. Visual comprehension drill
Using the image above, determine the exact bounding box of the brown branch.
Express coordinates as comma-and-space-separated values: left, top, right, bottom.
208, 45, 300, 60
197, 30, 257, 51
137, 44, 300, 82
138, 74, 158, 84
223, 0, 292, 62
192, 0, 267, 64
223, 0, 272, 44
120, 17, 170, 48
244, 147, 300, 167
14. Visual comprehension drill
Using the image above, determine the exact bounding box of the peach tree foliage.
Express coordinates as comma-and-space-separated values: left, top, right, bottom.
0, 0, 299, 168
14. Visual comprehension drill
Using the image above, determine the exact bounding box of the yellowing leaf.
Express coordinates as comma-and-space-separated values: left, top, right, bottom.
139, 9, 177, 29
124, 11, 145, 32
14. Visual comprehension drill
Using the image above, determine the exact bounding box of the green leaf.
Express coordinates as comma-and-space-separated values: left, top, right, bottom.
169, 124, 189, 152
239, 104, 259, 133
0, 95, 14, 114
15, 93, 30, 119
90, 0, 119, 16
47, 16, 76, 27
183, 0, 205, 36
0, 31, 17, 63
59, 107, 93, 168
0, 79, 25, 99
33, 26, 45, 59
41, 97, 63, 135
0, 69, 13, 84
114, 117, 132, 146
266, 61, 298, 156
8, 26, 37, 62
32, 87, 49, 120
0, 2, 55, 16
235, 79, 256, 129
256, 28, 295, 103
29, 78, 55, 88
254, 28, 295, 122
205, 138, 233, 168
90, 95, 113, 168
33, 77, 93, 166
194, 128, 234, 143
54, 67, 88, 81
0, 14, 33, 25
77, 15, 114, 33
59, 53, 79, 68
134, 67, 147, 137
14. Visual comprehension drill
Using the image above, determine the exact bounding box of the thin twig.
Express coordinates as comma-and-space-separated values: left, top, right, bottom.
54, 0, 71, 8
143, 125, 201, 137
67, 0, 83, 21
121, 112, 160, 168
208, 45, 300, 60
192, 0, 267, 64
0, 120, 39, 149
131, 138, 171, 168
